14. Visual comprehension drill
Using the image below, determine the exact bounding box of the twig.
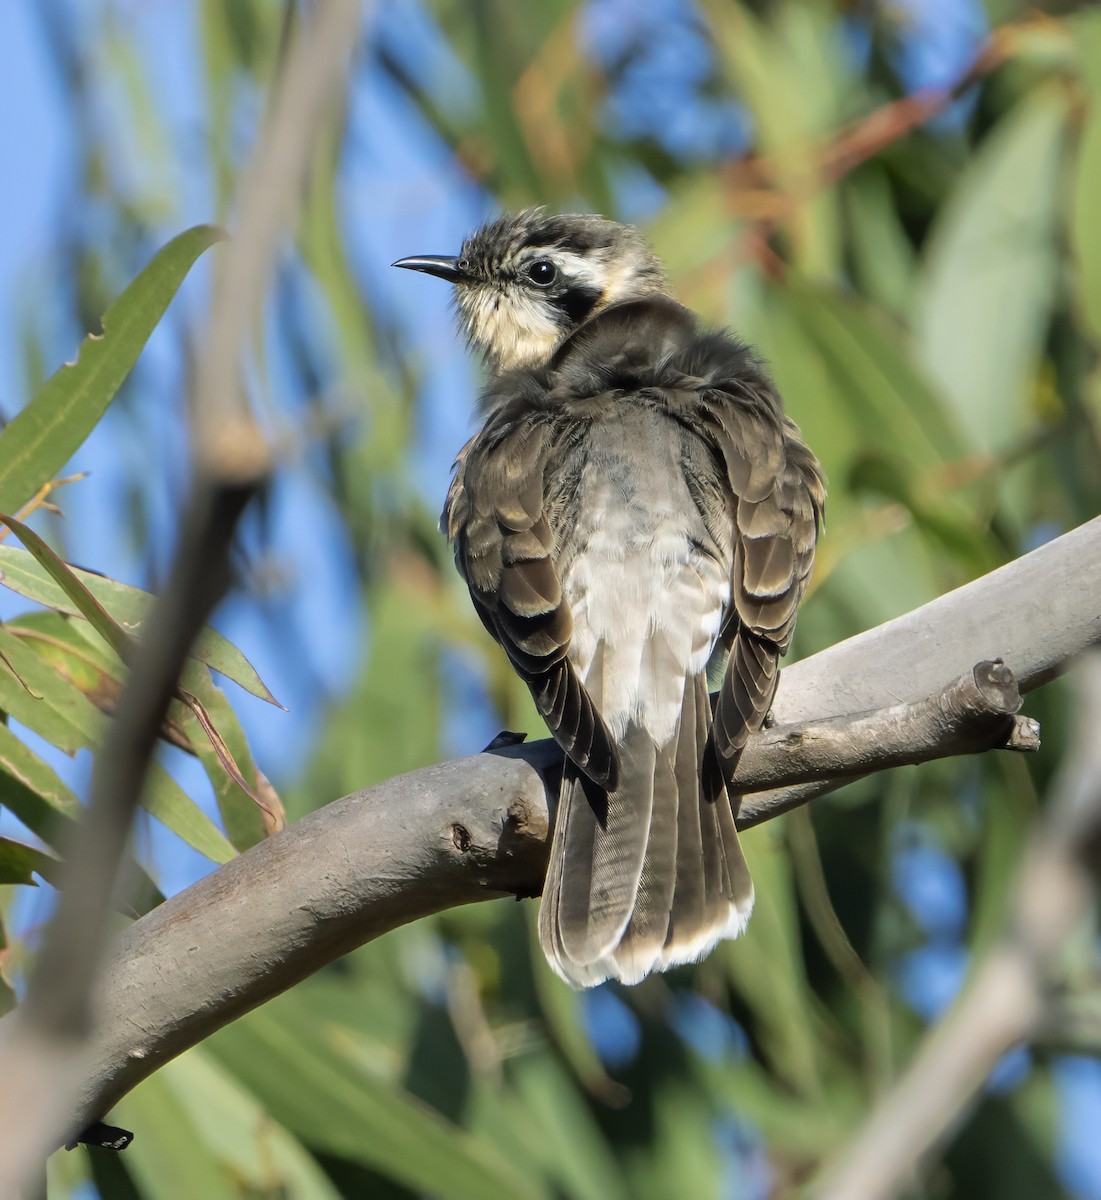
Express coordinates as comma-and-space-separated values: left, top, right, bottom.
810, 652, 1101, 1200
194, 0, 363, 458
735, 660, 1029, 821
0, 472, 88, 542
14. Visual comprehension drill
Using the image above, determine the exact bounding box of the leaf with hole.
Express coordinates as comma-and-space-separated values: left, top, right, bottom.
0, 225, 225, 513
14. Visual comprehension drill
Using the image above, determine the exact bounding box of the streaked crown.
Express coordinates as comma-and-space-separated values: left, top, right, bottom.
394, 208, 666, 372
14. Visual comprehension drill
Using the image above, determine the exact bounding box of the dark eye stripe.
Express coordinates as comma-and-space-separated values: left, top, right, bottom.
551, 284, 602, 325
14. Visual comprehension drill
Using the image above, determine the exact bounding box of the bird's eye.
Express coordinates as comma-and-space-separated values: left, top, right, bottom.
526, 259, 557, 287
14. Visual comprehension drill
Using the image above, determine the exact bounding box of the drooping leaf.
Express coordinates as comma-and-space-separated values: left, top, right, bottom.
0, 720, 81, 845
7, 611, 130, 718
721, 824, 826, 1097
152, 1049, 344, 1200
0, 513, 133, 659
139, 763, 238, 865
0, 225, 225, 513
505, 1051, 628, 1200
0, 624, 99, 756
0, 624, 235, 864
176, 687, 282, 832
106, 1069, 240, 1200
0, 521, 271, 843
787, 281, 967, 466
174, 662, 273, 850
7, 612, 271, 853
0, 544, 281, 705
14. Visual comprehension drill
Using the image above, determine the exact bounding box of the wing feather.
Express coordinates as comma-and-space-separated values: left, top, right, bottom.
694, 388, 825, 782
443, 412, 619, 789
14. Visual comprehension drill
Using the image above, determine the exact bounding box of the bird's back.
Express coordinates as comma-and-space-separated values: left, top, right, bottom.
445, 297, 821, 986
554, 404, 732, 746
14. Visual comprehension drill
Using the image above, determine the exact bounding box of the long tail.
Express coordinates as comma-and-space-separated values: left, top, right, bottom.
538, 673, 753, 988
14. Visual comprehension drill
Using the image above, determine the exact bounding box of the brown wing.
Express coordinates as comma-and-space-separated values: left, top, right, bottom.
443, 417, 618, 789
697, 391, 825, 785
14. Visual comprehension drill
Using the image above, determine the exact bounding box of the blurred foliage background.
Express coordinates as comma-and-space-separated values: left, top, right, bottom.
0, 0, 1099, 1196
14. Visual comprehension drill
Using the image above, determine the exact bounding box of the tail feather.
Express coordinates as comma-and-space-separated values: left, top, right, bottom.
539, 673, 754, 988
554, 743, 654, 965
611, 745, 679, 984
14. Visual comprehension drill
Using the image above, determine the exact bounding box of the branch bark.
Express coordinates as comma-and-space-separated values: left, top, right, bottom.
36, 516, 1098, 1136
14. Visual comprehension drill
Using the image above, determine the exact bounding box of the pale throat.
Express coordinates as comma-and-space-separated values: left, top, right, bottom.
458, 257, 659, 372
461, 288, 576, 372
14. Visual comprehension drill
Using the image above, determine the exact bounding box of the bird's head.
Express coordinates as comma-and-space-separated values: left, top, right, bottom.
393, 208, 666, 372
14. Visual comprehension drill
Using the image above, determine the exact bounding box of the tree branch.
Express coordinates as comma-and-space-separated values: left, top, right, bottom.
811, 651, 1101, 1200
736, 658, 1035, 824
36, 516, 1098, 1135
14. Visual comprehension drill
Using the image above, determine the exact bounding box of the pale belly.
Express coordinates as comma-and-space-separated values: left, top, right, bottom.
558, 421, 731, 746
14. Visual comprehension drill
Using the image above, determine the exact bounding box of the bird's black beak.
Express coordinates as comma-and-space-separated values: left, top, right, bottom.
391, 255, 468, 284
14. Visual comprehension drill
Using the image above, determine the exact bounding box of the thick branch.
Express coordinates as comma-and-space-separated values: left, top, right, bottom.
21, 516, 1101, 1137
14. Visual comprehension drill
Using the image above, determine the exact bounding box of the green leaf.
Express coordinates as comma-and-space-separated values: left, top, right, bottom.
207, 1009, 543, 1200
0, 545, 280, 706
7, 610, 124, 711
0, 625, 234, 864
0, 513, 133, 659
155, 1050, 344, 1200
915, 85, 1069, 453
8, 613, 267, 853
0, 705, 163, 912
0, 625, 99, 756
721, 824, 825, 1097
141, 762, 237, 865
843, 165, 914, 316
0, 836, 58, 886
0, 720, 81, 845
786, 280, 967, 466
507, 1052, 628, 1200
0, 225, 225, 513
108, 1069, 240, 1200
175, 662, 269, 851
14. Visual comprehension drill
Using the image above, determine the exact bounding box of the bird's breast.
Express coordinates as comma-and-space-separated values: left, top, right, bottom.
556, 412, 731, 746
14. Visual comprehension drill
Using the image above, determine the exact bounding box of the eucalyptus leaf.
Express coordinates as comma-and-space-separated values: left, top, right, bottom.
0, 836, 58, 886
207, 1010, 543, 1200
915, 85, 1068, 453
0, 225, 224, 513
0, 545, 280, 707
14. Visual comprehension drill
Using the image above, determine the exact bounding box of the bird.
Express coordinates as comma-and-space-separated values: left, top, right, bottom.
394, 208, 825, 988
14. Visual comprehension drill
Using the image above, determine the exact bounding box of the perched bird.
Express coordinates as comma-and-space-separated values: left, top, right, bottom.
394, 209, 824, 988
